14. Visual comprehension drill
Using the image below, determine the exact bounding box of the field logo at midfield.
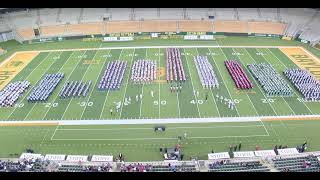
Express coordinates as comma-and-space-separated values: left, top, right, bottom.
155, 67, 166, 83
280, 47, 320, 80
0, 52, 39, 90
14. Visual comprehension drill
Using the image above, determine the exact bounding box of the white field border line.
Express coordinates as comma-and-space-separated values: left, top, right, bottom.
257, 48, 296, 115
51, 134, 269, 141
210, 47, 240, 116
55, 125, 265, 131
195, 48, 221, 117
0, 52, 18, 68
80, 49, 113, 120
158, 48, 161, 119
242, 48, 279, 116
183, 48, 201, 118
176, 90, 181, 118
99, 49, 124, 120
266, 48, 314, 115
50, 125, 59, 141
60, 50, 96, 120
2, 114, 320, 125
6, 52, 53, 120
24, 51, 67, 120
15, 46, 304, 53
41, 51, 86, 120
195, 48, 221, 118
119, 49, 136, 118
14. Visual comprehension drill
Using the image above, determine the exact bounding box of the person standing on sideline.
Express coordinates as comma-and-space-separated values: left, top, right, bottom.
184, 132, 187, 139
110, 108, 113, 116
238, 142, 242, 151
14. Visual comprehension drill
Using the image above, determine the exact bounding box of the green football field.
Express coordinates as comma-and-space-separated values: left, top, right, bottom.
1, 37, 320, 161
1, 46, 320, 120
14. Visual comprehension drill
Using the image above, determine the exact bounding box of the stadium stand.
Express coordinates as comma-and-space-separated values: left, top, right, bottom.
179, 20, 212, 32
67, 22, 104, 35
214, 20, 248, 33
40, 25, 66, 37
248, 22, 286, 35
140, 20, 177, 32
272, 154, 320, 172
16, 27, 35, 40
208, 159, 270, 172
106, 21, 140, 33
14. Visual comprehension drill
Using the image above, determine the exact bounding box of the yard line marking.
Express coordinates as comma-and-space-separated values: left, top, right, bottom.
209, 47, 240, 116
80, 49, 112, 120
195, 48, 220, 117
158, 48, 161, 119
5, 52, 52, 120
41, 51, 86, 120
241, 48, 278, 116
256, 48, 296, 115
176, 92, 181, 118
270, 124, 281, 142
139, 49, 148, 118
56, 125, 264, 131
139, 84, 144, 118
50, 125, 59, 141
27, 51, 75, 120
265, 48, 314, 115
119, 49, 136, 118
230, 48, 259, 117
60, 50, 96, 120
99, 49, 124, 120
182, 48, 201, 118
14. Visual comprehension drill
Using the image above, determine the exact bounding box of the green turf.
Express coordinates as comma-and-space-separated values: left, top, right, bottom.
1, 37, 320, 161
0, 120, 319, 161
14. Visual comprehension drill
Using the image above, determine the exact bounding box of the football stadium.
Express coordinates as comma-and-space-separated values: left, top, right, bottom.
0, 8, 320, 172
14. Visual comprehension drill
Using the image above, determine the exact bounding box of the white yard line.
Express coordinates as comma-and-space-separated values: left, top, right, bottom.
119, 49, 136, 118
241, 48, 279, 116
24, 51, 69, 120
139, 84, 144, 118
80, 49, 113, 120
195, 48, 220, 117
5, 52, 52, 119
183, 48, 201, 118
176, 92, 181, 118
41, 51, 86, 120
158, 48, 161, 119
265, 48, 314, 115
209, 47, 240, 116
50, 125, 59, 141
99, 49, 124, 119
60, 50, 98, 120
256, 48, 296, 115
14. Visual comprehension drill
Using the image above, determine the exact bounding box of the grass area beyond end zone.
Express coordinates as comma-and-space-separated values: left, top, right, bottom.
0, 120, 319, 161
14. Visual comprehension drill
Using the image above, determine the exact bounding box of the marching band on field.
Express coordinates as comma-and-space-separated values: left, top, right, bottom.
2, 51, 320, 109
98, 60, 127, 91
130, 59, 157, 84
0, 81, 30, 107
27, 73, 64, 102
284, 69, 320, 101
248, 63, 292, 97
194, 56, 219, 89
